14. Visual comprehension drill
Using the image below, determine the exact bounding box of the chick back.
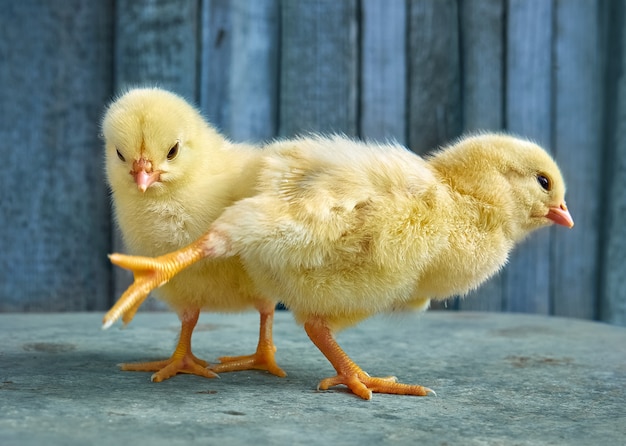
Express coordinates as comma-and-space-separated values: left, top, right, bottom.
212, 136, 458, 328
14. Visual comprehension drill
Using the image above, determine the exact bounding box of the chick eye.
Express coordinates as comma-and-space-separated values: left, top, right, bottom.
537, 174, 551, 191
116, 148, 126, 162
167, 142, 180, 161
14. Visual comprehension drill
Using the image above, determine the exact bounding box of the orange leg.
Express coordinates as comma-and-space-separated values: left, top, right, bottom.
104, 239, 210, 329
304, 317, 434, 400
120, 308, 217, 382
212, 301, 286, 377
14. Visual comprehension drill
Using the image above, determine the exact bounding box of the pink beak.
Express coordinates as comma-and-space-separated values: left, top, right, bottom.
546, 202, 574, 228
131, 158, 160, 192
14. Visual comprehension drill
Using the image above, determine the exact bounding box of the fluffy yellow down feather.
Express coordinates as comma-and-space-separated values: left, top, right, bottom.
108, 133, 573, 398
102, 88, 285, 382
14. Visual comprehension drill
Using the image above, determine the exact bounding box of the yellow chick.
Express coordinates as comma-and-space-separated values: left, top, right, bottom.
101, 87, 285, 382
108, 133, 573, 398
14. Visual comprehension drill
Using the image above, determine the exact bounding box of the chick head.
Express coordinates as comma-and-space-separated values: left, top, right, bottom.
431, 133, 573, 241
102, 87, 221, 196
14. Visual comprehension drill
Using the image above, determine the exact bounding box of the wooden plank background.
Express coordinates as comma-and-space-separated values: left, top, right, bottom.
0, 0, 623, 326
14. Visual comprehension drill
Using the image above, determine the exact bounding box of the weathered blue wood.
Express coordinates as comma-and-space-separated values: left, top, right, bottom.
602, 0, 626, 326
0, 0, 623, 326
199, 0, 232, 134
228, 0, 280, 142
456, 0, 506, 312
114, 0, 198, 100
360, 0, 407, 144
407, 0, 461, 155
459, 0, 505, 133
0, 1, 113, 311
504, 0, 554, 315
552, 0, 604, 320
278, 0, 359, 137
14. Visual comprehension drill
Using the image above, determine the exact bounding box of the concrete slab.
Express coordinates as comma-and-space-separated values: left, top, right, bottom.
0, 311, 624, 445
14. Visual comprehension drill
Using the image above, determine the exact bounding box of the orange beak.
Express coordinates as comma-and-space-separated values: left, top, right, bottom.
546, 202, 574, 228
131, 158, 160, 192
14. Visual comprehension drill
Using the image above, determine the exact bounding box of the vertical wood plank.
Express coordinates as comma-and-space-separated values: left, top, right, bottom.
601, 0, 626, 326
360, 0, 407, 144
0, 1, 113, 311
552, 0, 603, 320
504, 0, 553, 315
457, 0, 506, 312
407, 0, 462, 155
199, 0, 232, 133
229, 0, 280, 142
113, 0, 199, 309
115, 0, 198, 99
459, 0, 505, 133
279, 0, 359, 137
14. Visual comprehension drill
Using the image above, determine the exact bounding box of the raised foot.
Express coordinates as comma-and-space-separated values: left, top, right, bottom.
212, 346, 287, 377
121, 352, 218, 382
317, 372, 435, 400
104, 243, 207, 329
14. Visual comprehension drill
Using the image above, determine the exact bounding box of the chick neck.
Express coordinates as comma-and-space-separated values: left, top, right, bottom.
428, 152, 523, 243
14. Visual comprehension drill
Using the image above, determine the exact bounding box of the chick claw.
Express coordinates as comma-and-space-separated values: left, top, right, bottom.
304, 317, 434, 400
213, 344, 287, 377
119, 308, 218, 382
121, 353, 218, 382
317, 372, 435, 400
103, 242, 207, 329
211, 304, 287, 377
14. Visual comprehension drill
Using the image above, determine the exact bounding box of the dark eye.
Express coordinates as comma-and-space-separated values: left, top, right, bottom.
167, 142, 180, 160
537, 174, 551, 191
116, 148, 125, 162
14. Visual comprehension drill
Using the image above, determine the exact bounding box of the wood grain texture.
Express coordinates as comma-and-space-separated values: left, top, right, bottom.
360, 0, 407, 144
228, 0, 279, 142
407, 0, 462, 155
0, 1, 113, 311
112, 0, 199, 309
199, 0, 232, 133
114, 0, 198, 99
504, 0, 553, 315
279, 0, 359, 137
459, 0, 504, 133
1, 0, 623, 325
456, 0, 506, 312
601, 0, 626, 326
552, 0, 604, 320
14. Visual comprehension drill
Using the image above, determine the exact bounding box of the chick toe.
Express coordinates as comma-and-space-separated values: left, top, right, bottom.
305, 317, 431, 400
317, 373, 431, 400
105, 244, 208, 328
211, 305, 286, 377
121, 309, 217, 382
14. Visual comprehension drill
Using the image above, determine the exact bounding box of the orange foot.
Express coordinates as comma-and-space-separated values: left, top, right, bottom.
122, 350, 217, 382
121, 308, 217, 382
316, 372, 433, 400
211, 302, 286, 377
304, 317, 435, 400
214, 348, 285, 377
103, 239, 211, 329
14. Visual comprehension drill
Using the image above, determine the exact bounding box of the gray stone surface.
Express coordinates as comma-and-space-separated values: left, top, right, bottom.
0, 311, 624, 445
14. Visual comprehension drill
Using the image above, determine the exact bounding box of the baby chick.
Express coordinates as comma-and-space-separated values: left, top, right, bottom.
101, 87, 285, 382
107, 133, 573, 398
